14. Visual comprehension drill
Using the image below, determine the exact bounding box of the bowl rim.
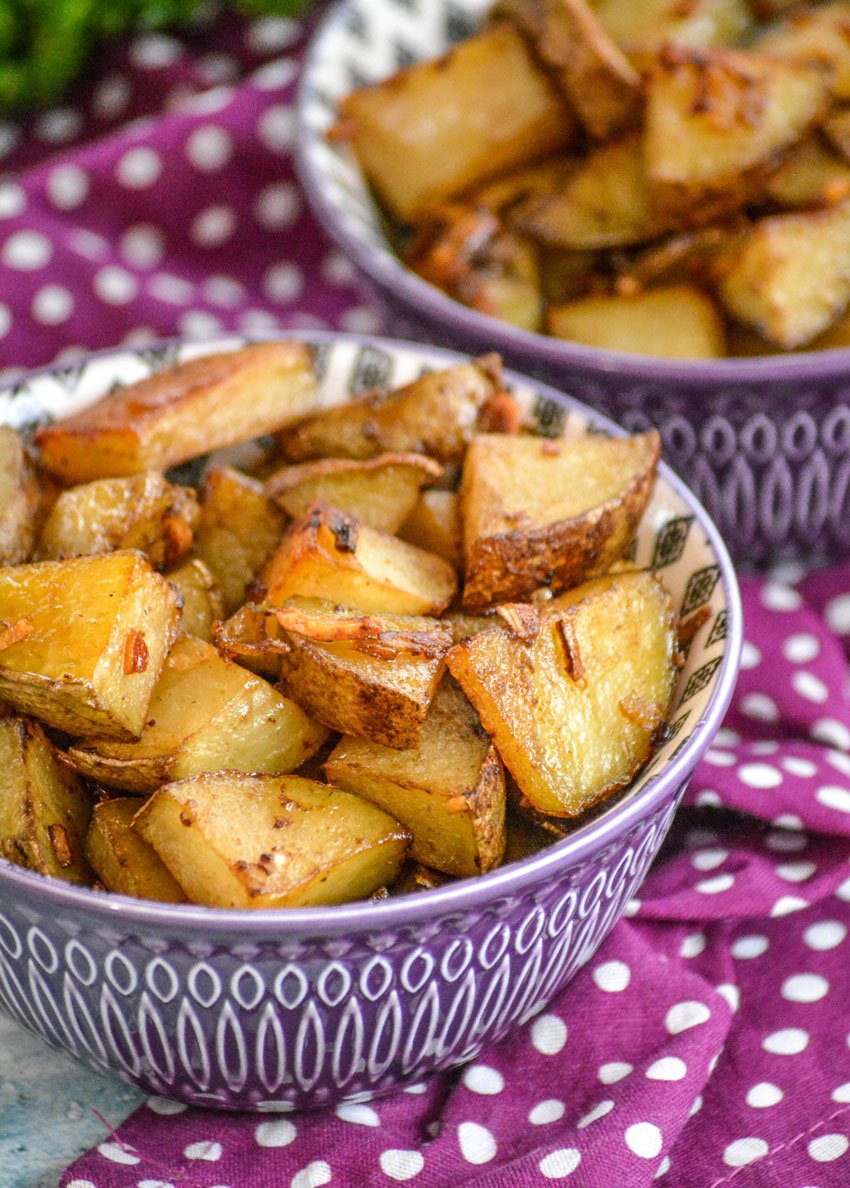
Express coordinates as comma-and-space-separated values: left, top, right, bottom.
0, 330, 743, 937
296, 0, 850, 387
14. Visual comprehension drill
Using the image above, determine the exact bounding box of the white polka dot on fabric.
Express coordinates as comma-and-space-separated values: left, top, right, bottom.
379, 1150, 425, 1181
666, 1002, 711, 1034
646, 1057, 687, 1081
291, 1161, 332, 1188
577, 1100, 614, 1128
264, 261, 304, 304
97, 1142, 140, 1165
625, 1122, 663, 1159
680, 933, 706, 959
792, 672, 829, 704
340, 305, 385, 335
255, 1119, 296, 1147
65, 1182, 97, 1188
827, 749, 850, 775
771, 896, 809, 917
723, 1138, 768, 1167
121, 224, 165, 269
761, 582, 802, 611
808, 1135, 850, 1162
716, 984, 740, 1012
2, 229, 52, 270
186, 124, 234, 171
147, 1096, 187, 1115
765, 828, 806, 852
529, 1100, 565, 1126
94, 266, 138, 305
92, 74, 131, 119
462, 1065, 504, 1095
816, 785, 850, 813
740, 693, 780, 722
836, 878, 850, 902
336, 1103, 380, 1126
781, 973, 830, 1003
740, 641, 761, 668
752, 739, 779, 756
0, 183, 25, 218
131, 33, 183, 68
191, 205, 237, 247
763, 1028, 809, 1055
116, 145, 163, 188
746, 1082, 783, 1108
32, 285, 74, 326
691, 848, 728, 871
149, 272, 194, 304
599, 1062, 632, 1084
696, 874, 735, 895
239, 308, 281, 334
35, 107, 82, 144
200, 52, 240, 84
832, 1083, 850, 1102
322, 250, 357, 286
624, 898, 642, 917
811, 719, 850, 750
686, 827, 719, 847
689, 1096, 703, 1117
539, 1149, 582, 1179
775, 861, 816, 883
258, 104, 297, 153
695, 788, 722, 806
248, 15, 300, 52
704, 749, 736, 767
738, 763, 782, 789
45, 164, 89, 211
783, 633, 821, 663
70, 228, 109, 260
592, 960, 631, 992
826, 594, 850, 634
531, 1014, 567, 1055
179, 310, 223, 339
253, 57, 300, 91
781, 756, 817, 778
458, 1121, 497, 1165
254, 181, 301, 229
184, 1140, 222, 1161
805, 921, 846, 950
403, 1084, 427, 1095
204, 274, 246, 306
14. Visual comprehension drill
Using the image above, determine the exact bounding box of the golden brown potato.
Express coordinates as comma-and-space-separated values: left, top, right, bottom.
193, 466, 287, 614
0, 551, 180, 739
594, 0, 752, 57
166, 558, 224, 642
266, 453, 442, 534
134, 772, 411, 908
64, 635, 327, 793
763, 135, 850, 207
275, 599, 450, 748
85, 799, 186, 902
37, 472, 199, 568
645, 47, 831, 223
497, 0, 640, 138
460, 431, 660, 611
447, 570, 678, 817
278, 356, 506, 464
337, 23, 575, 221
212, 604, 289, 680
717, 198, 850, 346
262, 502, 457, 616
548, 285, 728, 358
758, 4, 850, 100
0, 716, 92, 883
36, 342, 318, 484
0, 428, 42, 566
399, 490, 463, 567
325, 676, 505, 877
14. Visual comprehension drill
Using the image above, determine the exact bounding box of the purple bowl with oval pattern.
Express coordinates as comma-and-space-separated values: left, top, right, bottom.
0, 333, 741, 1110
296, 0, 850, 567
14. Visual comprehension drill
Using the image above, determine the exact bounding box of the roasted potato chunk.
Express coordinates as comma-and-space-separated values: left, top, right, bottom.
37, 472, 199, 567
193, 466, 287, 614
0, 716, 92, 883
279, 356, 506, 464
758, 3, 850, 101
763, 135, 850, 207
64, 635, 327, 793
0, 428, 42, 566
262, 502, 457, 616
594, 0, 751, 56
266, 453, 442, 534
36, 342, 318, 484
325, 676, 505, 877
85, 798, 186, 902
213, 603, 289, 680
447, 571, 678, 817
134, 773, 411, 908
549, 286, 727, 357
337, 23, 575, 220
0, 551, 180, 739
399, 490, 463, 567
460, 431, 660, 610
166, 558, 224, 642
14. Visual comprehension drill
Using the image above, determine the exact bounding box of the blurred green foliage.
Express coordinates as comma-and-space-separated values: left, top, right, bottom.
0, 0, 308, 114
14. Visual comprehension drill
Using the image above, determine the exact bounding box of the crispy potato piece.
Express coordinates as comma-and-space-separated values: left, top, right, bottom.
134, 773, 411, 908
266, 453, 442, 534
447, 571, 678, 817
337, 23, 575, 221
497, 0, 640, 138
0, 428, 42, 566
513, 132, 663, 249
399, 490, 463, 567
444, 611, 503, 644
278, 356, 505, 464
85, 799, 186, 902
64, 635, 326, 794
763, 134, 850, 206
594, 0, 752, 57
0, 551, 180, 739
37, 472, 199, 567
325, 677, 505, 877
193, 466, 287, 614
36, 342, 318, 484
548, 285, 727, 358
276, 599, 450, 748
460, 431, 659, 611
213, 604, 289, 679
262, 502, 457, 616
645, 47, 831, 223
0, 716, 92, 883
717, 198, 850, 346
758, 4, 850, 100
166, 558, 224, 642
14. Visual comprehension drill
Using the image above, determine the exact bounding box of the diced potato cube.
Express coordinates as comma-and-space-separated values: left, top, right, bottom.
399, 490, 463, 567
134, 773, 411, 908
0, 551, 180, 738
0, 428, 43, 566
85, 799, 186, 902
36, 342, 318, 483
548, 286, 727, 358
166, 558, 224, 642
763, 135, 850, 207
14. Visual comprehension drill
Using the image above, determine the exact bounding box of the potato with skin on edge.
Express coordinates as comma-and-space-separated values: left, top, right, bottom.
85, 798, 186, 902
134, 772, 412, 908
399, 489, 463, 568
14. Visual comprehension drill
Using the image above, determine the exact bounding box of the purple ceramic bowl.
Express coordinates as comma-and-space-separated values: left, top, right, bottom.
296, 0, 850, 567
0, 333, 741, 1110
